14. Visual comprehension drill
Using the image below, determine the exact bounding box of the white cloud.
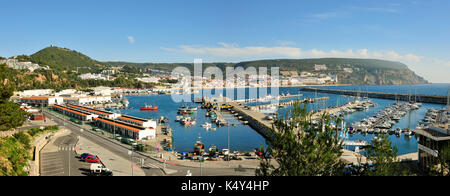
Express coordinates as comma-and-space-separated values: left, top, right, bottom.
127, 36, 135, 44
164, 43, 424, 64
163, 42, 449, 83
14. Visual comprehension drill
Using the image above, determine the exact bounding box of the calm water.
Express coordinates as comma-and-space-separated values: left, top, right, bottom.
120, 84, 449, 155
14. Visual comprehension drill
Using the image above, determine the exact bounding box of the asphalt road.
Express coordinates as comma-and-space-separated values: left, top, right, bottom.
43, 110, 256, 176
40, 133, 90, 176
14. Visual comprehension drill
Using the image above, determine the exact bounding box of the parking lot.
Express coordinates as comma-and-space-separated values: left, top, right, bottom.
40, 132, 92, 176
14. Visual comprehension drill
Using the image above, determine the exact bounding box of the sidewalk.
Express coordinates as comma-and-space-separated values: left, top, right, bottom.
76, 136, 146, 176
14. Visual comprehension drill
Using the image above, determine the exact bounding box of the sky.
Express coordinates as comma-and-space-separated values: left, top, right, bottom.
1, 0, 449, 83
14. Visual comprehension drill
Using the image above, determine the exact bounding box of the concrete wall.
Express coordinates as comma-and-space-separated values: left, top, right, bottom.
301, 88, 447, 105
230, 107, 276, 141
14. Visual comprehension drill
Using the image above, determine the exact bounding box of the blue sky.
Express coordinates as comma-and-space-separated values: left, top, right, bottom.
1, 0, 450, 82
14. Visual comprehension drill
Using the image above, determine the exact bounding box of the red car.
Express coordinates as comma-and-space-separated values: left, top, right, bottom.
84, 155, 101, 163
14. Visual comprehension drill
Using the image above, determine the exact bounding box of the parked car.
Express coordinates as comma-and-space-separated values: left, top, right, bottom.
90, 164, 113, 176
84, 155, 101, 163
80, 153, 92, 160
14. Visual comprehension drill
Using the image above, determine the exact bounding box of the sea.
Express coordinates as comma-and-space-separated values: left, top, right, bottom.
119, 84, 450, 155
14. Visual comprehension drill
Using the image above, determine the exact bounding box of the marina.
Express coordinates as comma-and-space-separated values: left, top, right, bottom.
98, 85, 448, 156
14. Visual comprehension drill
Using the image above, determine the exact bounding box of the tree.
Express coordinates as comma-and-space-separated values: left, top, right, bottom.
363, 134, 410, 176
256, 102, 345, 176
429, 144, 450, 176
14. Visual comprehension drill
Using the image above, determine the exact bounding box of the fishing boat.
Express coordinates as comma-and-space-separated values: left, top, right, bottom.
178, 105, 189, 114
194, 136, 205, 155
140, 104, 158, 111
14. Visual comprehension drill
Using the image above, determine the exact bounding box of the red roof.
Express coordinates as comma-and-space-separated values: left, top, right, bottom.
67, 104, 112, 115
119, 116, 145, 123
94, 118, 144, 132
21, 97, 49, 100
53, 105, 88, 117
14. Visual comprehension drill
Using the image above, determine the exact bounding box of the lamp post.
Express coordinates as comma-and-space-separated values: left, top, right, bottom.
128, 150, 133, 176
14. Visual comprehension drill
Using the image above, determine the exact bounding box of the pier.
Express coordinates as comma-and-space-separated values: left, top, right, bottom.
228, 102, 277, 140
300, 87, 447, 105
250, 97, 329, 111
204, 96, 278, 140
213, 110, 229, 126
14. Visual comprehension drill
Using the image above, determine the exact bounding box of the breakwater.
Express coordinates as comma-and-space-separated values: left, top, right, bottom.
300, 87, 448, 105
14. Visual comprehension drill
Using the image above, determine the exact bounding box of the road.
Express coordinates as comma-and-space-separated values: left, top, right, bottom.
40, 132, 90, 176
43, 110, 255, 176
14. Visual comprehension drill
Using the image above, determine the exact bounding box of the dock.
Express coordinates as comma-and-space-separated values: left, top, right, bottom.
204, 96, 277, 140
250, 97, 329, 111
213, 110, 228, 126
300, 87, 447, 105
342, 140, 370, 146
228, 102, 277, 140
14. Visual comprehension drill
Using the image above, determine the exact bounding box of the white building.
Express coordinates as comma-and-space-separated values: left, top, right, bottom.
315, 64, 328, 71
63, 96, 112, 106
94, 117, 156, 140
136, 77, 160, 83
55, 89, 78, 96
92, 86, 113, 96
20, 96, 64, 106
20, 89, 54, 97
343, 68, 353, 73
78, 73, 110, 81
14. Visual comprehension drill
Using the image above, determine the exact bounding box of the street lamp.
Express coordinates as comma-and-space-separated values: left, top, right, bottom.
128, 150, 133, 176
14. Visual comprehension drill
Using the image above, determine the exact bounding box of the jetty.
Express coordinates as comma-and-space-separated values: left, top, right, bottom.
234, 94, 304, 103
213, 110, 228, 126
251, 97, 329, 111
204, 96, 278, 140
300, 87, 447, 105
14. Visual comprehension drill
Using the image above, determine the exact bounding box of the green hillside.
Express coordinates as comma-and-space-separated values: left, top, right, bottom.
28, 46, 106, 72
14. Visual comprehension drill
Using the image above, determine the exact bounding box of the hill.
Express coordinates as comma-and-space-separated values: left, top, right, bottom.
107, 58, 428, 85
28, 46, 107, 72
2, 46, 429, 89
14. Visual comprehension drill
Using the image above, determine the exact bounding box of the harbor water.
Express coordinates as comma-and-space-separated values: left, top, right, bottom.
120, 84, 449, 155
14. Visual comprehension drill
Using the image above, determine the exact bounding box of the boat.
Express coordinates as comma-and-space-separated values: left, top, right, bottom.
404, 130, 414, 137
188, 107, 198, 112
178, 105, 189, 112
194, 136, 205, 155
266, 115, 274, 121
175, 116, 183, 122
140, 104, 158, 111
181, 116, 196, 126
202, 122, 212, 129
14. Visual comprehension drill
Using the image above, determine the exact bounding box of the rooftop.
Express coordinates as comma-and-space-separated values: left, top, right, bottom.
67, 104, 113, 115
53, 105, 91, 117
21, 96, 49, 100
118, 115, 149, 123
95, 117, 147, 132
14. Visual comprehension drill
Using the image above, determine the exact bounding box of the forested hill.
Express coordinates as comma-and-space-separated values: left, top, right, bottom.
3, 46, 428, 87
107, 58, 428, 85
18, 46, 107, 72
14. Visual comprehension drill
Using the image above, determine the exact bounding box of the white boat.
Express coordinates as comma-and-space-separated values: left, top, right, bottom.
202, 122, 212, 129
